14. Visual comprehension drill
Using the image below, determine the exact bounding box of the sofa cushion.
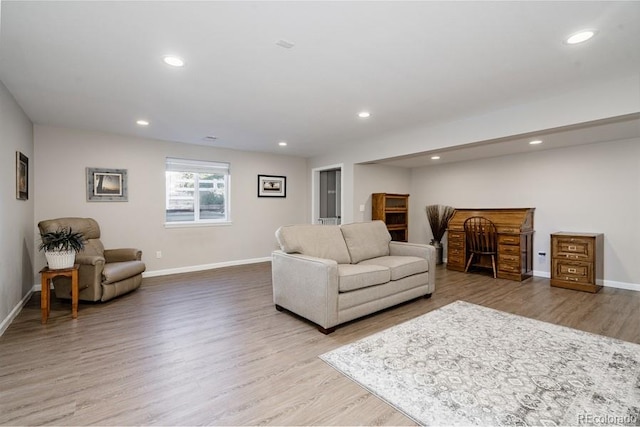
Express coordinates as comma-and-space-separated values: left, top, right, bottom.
276, 224, 352, 264
340, 221, 391, 263
359, 256, 429, 281
337, 264, 390, 292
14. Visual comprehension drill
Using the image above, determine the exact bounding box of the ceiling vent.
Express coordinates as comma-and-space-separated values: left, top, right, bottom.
276, 39, 295, 49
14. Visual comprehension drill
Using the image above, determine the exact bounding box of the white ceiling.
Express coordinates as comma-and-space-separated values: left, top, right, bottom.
1, 1, 639, 164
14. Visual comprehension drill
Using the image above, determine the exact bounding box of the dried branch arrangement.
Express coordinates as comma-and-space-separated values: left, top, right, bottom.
426, 204, 455, 242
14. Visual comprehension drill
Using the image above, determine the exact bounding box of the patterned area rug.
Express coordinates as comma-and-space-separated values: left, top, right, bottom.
320, 301, 640, 426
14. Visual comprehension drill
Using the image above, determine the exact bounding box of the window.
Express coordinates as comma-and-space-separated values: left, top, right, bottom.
165, 158, 230, 224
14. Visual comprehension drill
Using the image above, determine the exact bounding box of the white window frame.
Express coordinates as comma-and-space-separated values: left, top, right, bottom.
165, 157, 231, 227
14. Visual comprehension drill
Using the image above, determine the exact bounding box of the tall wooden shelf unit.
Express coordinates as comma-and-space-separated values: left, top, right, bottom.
372, 193, 409, 242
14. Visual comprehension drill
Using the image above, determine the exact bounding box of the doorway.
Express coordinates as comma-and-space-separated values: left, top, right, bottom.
312, 165, 342, 224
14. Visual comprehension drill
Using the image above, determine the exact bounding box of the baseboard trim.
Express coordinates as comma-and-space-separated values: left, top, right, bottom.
142, 256, 271, 278
601, 279, 640, 292
0, 289, 34, 337
532, 270, 551, 279
532, 270, 640, 292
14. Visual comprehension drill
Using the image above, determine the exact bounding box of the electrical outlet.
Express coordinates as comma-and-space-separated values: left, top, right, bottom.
156, 251, 162, 259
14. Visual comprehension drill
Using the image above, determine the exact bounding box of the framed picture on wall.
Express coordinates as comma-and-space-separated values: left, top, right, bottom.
16, 151, 28, 200
86, 167, 128, 201
257, 174, 286, 198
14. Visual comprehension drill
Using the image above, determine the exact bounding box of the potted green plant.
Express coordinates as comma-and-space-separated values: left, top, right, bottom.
426, 204, 455, 265
39, 227, 85, 270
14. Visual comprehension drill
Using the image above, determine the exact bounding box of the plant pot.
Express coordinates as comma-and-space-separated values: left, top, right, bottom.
44, 250, 76, 270
429, 240, 443, 265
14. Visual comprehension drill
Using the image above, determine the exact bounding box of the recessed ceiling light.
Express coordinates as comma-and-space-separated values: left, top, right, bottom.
529, 140, 543, 145
278, 141, 287, 147
431, 155, 441, 160
136, 119, 149, 126
358, 111, 371, 118
163, 55, 185, 67
565, 30, 596, 45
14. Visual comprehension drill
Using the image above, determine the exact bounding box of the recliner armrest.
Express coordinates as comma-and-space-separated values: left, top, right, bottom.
104, 248, 142, 263
75, 254, 106, 267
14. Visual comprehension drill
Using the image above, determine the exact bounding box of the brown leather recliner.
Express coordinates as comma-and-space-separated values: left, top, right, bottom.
37, 217, 146, 302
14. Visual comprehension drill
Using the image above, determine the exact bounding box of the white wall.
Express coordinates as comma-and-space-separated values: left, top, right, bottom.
308, 76, 640, 224
410, 139, 640, 289
353, 164, 411, 223
34, 125, 308, 278
0, 79, 34, 332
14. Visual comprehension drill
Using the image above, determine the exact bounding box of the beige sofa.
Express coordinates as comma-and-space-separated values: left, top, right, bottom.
272, 220, 435, 333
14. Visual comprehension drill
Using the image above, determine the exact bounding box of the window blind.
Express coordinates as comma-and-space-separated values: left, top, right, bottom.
166, 157, 230, 175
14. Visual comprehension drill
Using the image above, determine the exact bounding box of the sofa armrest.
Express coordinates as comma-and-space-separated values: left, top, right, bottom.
389, 242, 436, 290
104, 248, 142, 263
271, 250, 340, 329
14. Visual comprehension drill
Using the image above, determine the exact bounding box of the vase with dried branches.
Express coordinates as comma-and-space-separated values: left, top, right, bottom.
426, 204, 455, 264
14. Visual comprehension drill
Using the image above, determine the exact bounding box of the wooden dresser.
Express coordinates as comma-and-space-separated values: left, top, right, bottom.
372, 193, 409, 242
446, 208, 535, 281
550, 232, 603, 293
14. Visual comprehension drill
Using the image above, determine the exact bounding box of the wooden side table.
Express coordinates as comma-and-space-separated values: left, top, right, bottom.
40, 264, 79, 324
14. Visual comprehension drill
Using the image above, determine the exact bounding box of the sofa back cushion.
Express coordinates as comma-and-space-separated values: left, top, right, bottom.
340, 221, 391, 263
275, 224, 352, 264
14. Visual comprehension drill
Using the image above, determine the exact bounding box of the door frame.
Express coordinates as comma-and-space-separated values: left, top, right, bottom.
311, 163, 343, 224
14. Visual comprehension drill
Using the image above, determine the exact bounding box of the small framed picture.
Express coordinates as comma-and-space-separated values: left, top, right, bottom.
16, 151, 28, 200
258, 175, 286, 198
86, 167, 128, 202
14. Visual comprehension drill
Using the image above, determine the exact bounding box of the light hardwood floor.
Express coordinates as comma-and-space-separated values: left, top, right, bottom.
1, 263, 639, 426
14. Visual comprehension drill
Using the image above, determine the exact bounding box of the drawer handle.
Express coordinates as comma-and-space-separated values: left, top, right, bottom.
566, 277, 579, 281
503, 238, 516, 243
568, 245, 577, 251
568, 268, 577, 273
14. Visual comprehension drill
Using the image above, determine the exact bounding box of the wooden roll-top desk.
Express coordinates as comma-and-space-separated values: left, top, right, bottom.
446, 208, 535, 281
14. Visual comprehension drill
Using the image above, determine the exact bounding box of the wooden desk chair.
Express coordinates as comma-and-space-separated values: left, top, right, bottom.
464, 216, 498, 278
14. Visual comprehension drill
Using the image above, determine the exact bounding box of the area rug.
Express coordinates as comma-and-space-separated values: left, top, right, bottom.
320, 301, 640, 426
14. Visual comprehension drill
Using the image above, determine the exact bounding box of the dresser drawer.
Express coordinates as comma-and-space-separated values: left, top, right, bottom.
498, 253, 519, 264
448, 239, 464, 250
498, 251, 520, 273
498, 262, 520, 273
498, 235, 520, 246
497, 226, 520, 234
447, 252, 465, 265
447, 246, 464, 258
552, 260, 592, 284
448, 231, 464, 241
552, 237, 593, 259
499, 244, 520, 255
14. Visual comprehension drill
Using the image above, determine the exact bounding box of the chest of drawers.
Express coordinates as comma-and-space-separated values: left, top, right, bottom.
550, 232, 603, 293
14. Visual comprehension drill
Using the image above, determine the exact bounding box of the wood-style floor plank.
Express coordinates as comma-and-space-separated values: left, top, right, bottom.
1, 263, 638, 425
